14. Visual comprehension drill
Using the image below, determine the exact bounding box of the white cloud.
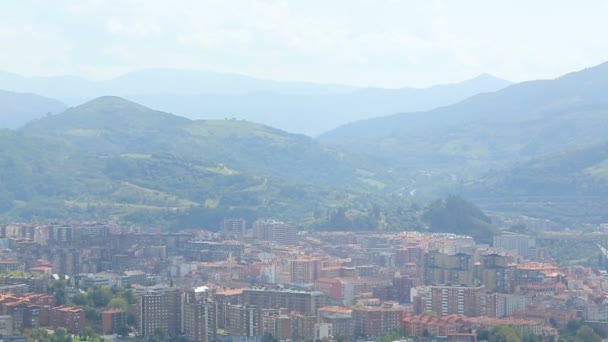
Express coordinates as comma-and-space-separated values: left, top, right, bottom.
1, 0, 608, 87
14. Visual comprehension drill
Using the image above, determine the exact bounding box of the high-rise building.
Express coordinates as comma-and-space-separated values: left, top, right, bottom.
493, 233, 535, 260
226, 304, 261, 338
51, 306, 86, 334
102, 309, 128, 335
140, 294, 169, 337
290, 258, 323, 284
423, 252, 474, 286
416, 285, 486, 317
242, 288, 325, 315
184, 301, 217, 342
477, 254, 513, 294
352, 305, 406, 338
222, 219, 246, 239
254, 219, 298, 246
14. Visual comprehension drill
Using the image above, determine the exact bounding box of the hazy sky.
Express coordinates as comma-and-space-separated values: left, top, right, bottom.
2, 0, 608, 87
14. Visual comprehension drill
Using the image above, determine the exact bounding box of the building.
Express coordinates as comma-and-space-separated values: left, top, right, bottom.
102, 309, 128, 335
415, 285, 486, 317
493, 233, 535, 260
184, 301, 217, 342
49, 225, 74, 244
423, 252, 474, 286
226, 304, 261, 338
51, 306, 86, 334
184, 241, 244, 261
290, 258, 322, 284
352, 305, 407, 338
0, 261, 25, 273
222, 219, 247, 239
254, 219, 298, 246
318, 307, 354, 339
0, 315, 13, 335
242, 288, 326, 315
140, 294, 169, 337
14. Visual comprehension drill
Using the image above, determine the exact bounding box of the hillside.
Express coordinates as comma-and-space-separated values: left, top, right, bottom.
1, 69, 510, 135
2, 96, 419, 228
0, 90, 66, 129
22, 96, 395, 188
1, 96, 502, 238
464, 142, 608, 224
0, 127, 386, 228
319, 61, 608, 179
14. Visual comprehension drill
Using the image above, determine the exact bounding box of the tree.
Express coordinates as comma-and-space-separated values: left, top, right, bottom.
87, 285, 113, 307
574, 325, 601, 342
490, 325, 521, 342
71, 293, 89, 306
153, 328, 168, 342
50, 280, 67, 305
107, 297, 129, 310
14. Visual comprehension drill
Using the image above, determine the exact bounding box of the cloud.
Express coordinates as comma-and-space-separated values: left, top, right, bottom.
1, 0, 608, 87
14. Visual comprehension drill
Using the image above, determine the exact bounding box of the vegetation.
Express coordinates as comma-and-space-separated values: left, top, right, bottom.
422, 195, 499, 243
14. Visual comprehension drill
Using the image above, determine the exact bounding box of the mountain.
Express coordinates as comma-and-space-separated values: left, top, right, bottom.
1, 69, 510, 135
464, 141, 608, 224
0, 90, 66, 129
2, 96, 424, 229
319, 61, 608, 177
23, 96, 396, 188
0, 95, 503, 239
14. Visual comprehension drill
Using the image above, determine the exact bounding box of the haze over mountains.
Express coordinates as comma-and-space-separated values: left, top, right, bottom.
320, 61, 608, 174
0, 69, 510, 135
1, 61, 608, 228
0, 90, 66, 129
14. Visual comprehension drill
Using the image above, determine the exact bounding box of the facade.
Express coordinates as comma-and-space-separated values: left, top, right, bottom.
226, 304, 261, 338
243, 288, 326, 315
51, 305, 86, 334
102, 309, 127, 335
140, 294, 169, 337
184, 301, 217, 342
416, 285, 486, 317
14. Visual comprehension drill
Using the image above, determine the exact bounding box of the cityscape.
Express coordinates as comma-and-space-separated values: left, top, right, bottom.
0, 218, 604, 341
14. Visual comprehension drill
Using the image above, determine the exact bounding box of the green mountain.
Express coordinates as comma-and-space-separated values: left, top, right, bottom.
2, 96, 413, 228
1, 69, 511, 136
319, 61, 608, 179
23, 96, 393, 188
0, 90, 66, 129
464, 142, 608, 224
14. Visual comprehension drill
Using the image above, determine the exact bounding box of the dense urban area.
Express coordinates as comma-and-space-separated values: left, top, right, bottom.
0, 218, 606, 342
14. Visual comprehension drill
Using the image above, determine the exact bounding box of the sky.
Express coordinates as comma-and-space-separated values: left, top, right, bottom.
1, 0, 608, 88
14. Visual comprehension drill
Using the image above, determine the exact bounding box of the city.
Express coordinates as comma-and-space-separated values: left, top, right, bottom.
0, 219, 605, 341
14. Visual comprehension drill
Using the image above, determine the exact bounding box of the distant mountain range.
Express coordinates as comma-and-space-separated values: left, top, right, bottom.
1, 96, 417, 229
2, 61, 608, 228
0, 90, 66, 129
320, 61, 608, 175
319, 61, 608, 223
0, 69, 510, 135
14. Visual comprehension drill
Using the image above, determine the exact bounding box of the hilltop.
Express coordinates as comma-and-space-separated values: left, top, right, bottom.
0, 90, 66, 129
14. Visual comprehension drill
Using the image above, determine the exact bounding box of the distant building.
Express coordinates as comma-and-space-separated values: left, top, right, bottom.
102, 309, 127, 335
242, 288, 325, 315
222, 219, 247, 239
51, 305, 86, 334
254, 219, 298, 246
414, 284, 486, 317
493, 233, 535, 260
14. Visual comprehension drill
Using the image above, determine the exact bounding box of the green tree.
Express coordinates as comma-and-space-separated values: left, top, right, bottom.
153, 328, 168, 342
50, 280, 67, 305
574, 325, 601, 342
71, 293, 89, 306
87, 285, 113, 307
490, 325, 521, 342
107, 297, 129, 310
